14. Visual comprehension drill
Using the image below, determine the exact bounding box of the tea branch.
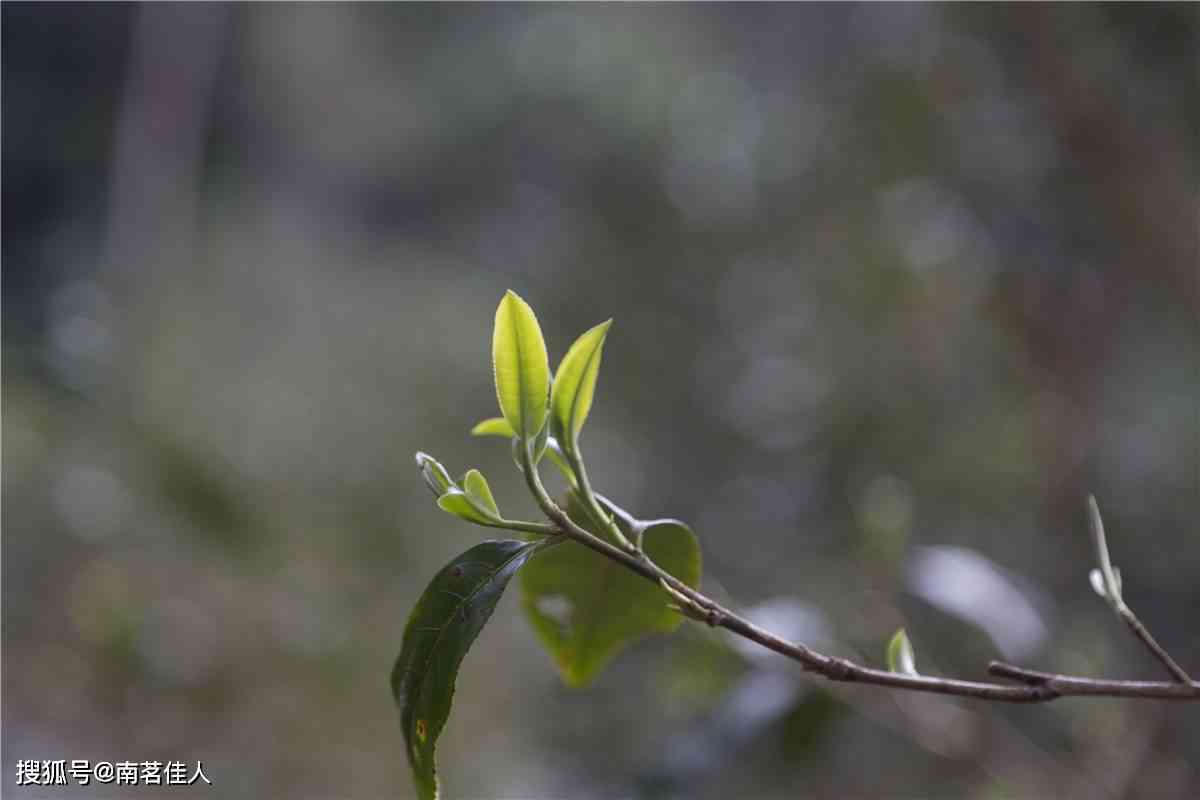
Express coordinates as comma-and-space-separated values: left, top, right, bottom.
518, 444, 1198, 703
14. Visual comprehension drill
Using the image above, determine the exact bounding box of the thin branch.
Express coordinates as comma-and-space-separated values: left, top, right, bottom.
1087, 496, 1193, 684
988, 662, 1197, 699
562, 444, 638, 553
496, 519, 563, 537
1114, 606, 1193, 684
519, 450, 1198, 702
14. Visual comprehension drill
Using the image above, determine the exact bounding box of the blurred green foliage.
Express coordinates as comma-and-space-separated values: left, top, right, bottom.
3, 3, 1197, 799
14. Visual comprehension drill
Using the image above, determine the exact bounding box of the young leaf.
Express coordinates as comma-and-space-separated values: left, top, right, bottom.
492, 290, 550, 440
437, 489, 501, 526
462, 469, 500, 517
470, 417, 515, 438
481, 421, 576, 487
392, 540, 538, 800
550, 319, 612, 448
886, 628, 917, 675
475, 414, 546, 465
520, 491, 702, 687
1088, 566, 1122, 599
1086, 495, 1124, 608
415, 452, 455, 497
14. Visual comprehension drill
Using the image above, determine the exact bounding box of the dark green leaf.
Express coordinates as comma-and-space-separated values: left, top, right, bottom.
520, 492, 702, 687
392, 540, 538, 800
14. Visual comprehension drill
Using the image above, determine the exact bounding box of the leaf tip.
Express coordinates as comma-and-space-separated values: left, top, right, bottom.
416, 452, 455, 497
497, 289, 536, 317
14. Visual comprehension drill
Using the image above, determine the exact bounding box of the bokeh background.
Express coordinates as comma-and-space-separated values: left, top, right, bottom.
4, 3, 1198, 798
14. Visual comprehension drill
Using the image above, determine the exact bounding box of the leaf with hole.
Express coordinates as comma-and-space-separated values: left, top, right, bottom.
550, 319, 612, 449
520, 491, 702, 687
492, 290, 550, 441
391, 540, 538, 800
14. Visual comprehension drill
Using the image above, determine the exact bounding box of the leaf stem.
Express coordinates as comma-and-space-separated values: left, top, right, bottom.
498, 519, 564, 537
562, 444, 638, 553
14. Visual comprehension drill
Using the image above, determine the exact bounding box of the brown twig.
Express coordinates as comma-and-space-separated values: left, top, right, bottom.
519, 448, 1199, 703
1115, 607, 1193, 684
1086, 496, 1193, 684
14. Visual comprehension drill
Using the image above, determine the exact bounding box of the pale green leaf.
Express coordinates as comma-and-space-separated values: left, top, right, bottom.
415, 452, 455, 497
886, 628, 917, 675
492, 290, 550, 440
462, 469, 500, 517
550, 319, 612, 448
437, 489, 500, 526
470, 417, 515, 438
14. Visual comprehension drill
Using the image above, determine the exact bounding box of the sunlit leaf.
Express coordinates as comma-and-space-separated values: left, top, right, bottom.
520, 491, 702, 687
392, 540, 538, 800
462, 469, 499, 517
470, 417, 515, 438
437, 489, 500, 526
550, 319, 612, 448
531, 408, 550, 464
886, 628, 917, 675
492, 290, 550, 440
